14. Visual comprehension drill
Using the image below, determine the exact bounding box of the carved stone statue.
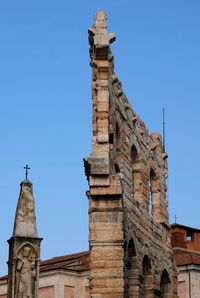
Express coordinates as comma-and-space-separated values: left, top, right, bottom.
15, 245, 36, 298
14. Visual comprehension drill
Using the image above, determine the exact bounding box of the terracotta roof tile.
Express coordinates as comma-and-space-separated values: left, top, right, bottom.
40, 251, 89, 273
174, 249, 200, 266
0, 251, 89, 281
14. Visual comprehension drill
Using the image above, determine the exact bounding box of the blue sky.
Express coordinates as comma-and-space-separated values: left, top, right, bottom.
0, 1, 200, 275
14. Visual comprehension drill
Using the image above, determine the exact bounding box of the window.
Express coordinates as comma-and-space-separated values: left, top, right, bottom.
186, 229, 194, 241
64, 286, 75, 298
39, 286, 54, 298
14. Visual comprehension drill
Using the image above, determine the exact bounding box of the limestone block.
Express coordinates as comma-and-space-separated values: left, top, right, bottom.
91, 247, 124, 262
90, 176, 109, 187
91, 267, 123, 279
90, 159, 109, 176
92, 143, 109, 157
97, 102, 109, 112
90, 176, 122, 196
91, 212, 122, 222
90, 230, 124, 242
90, 278, 124, 291
95, 60, 109, 68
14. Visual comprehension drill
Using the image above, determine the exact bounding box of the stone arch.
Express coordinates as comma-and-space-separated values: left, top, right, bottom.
128, 238, 137, 258
127, 238, 137, 270
142, 255, 153, 297
160, 269, 171, 298
131, 144, 141, 204
148, 163, 168, 223
131, 144, 138, 163
148, 168, 158, 216
142, 255, 151, 275
16, 242, 38, 258
115, 121, 121, 151
131, 144, 149, 211
127, 238, 140, 297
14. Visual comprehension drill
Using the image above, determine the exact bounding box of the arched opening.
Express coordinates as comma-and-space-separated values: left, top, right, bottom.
142, 256, 152, 296
114, 163, 120, 174
160, 269, 171, 298
116, 122, 120, 152
149, 168, 168, 223
131, 145, 138, 163
128, 238, 136, 258
149, 169, 157, 216
131, 145, 149, 210
142, 255, 151, 275
127, 239, 140, 297
127, 238, 137, 270
131, 145, 139, 201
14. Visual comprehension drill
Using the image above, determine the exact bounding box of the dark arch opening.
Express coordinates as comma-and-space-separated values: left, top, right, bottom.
149, 169, 157, 216
126, 238, 137, 270
116, 122, 120, 138
131, 145, 140, 203
150, 168, 157, 181
131, 145, 138, 163
142, 255, 151, 275
128, 238, 136, 258
114, 163, 120, 174
160, 269, 171, 297
116, 122, 120, 151
142, 256, 152, 296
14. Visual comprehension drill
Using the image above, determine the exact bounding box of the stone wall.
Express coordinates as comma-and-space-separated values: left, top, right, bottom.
84, 11, 177, 298
0, 271, 89, 298
178, 266, 200, 298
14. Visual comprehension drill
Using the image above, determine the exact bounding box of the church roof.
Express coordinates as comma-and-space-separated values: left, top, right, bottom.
174, 248, 200, 267
0, 251, 89, 281
40, 250, 89, 273
171, 223, 200, 232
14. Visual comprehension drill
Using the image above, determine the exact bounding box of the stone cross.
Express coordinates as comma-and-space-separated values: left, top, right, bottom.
24, 164, 30, 179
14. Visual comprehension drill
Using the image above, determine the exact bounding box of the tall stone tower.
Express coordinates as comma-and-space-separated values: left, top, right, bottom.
7, 179, 41, 298
84, 11, 177, 297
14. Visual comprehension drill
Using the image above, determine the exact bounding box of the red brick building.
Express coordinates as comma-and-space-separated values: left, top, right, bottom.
172, 224, 200, 298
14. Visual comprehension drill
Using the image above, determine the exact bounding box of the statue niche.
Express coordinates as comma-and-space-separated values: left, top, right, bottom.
15, 245, 37, 298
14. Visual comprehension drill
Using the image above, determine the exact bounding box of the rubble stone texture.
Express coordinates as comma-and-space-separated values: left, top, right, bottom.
84, 11, 178, 298
7, 179, 42, 298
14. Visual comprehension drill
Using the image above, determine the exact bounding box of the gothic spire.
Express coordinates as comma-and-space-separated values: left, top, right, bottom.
13, 179, 38, 238
8, 178, 41, 298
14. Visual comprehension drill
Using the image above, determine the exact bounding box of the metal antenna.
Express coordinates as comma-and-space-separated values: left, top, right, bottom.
174, 214, 177, 224
163, 108, 166, 151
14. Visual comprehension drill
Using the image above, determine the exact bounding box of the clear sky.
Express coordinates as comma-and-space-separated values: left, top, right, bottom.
0, 1, 200, 275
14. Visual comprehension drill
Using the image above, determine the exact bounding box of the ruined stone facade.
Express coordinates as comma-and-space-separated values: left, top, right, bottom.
84, 11, 177, 297
7, 179, 41, 298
